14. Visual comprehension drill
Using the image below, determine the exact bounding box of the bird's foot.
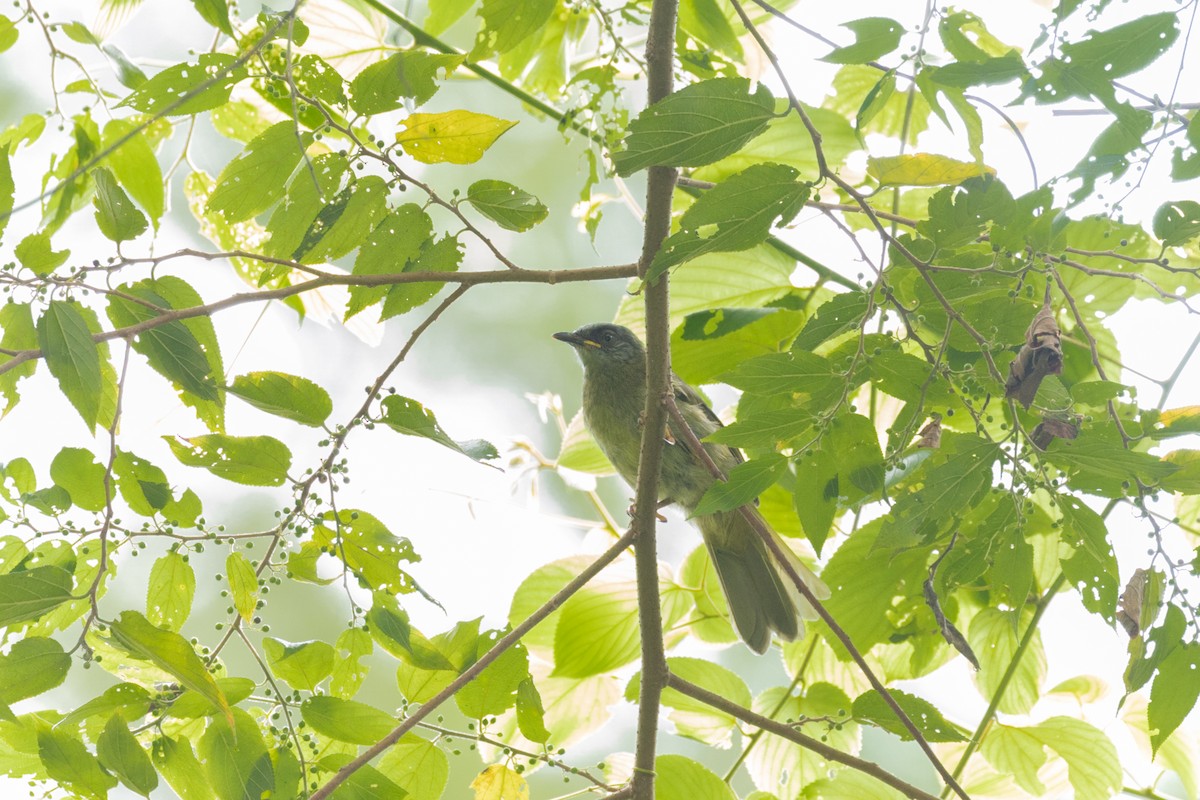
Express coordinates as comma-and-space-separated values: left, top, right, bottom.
628, 498, 671, 523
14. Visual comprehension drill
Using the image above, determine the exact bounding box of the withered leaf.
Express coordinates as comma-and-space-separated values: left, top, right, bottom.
1117, 568, 1165, 639
1005, 302, 1063, 409
916, 415, 943, 449
1031, 415, 1080, 450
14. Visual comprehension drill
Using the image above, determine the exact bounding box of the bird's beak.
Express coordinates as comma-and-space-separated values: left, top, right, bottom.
553, 331, 600, 348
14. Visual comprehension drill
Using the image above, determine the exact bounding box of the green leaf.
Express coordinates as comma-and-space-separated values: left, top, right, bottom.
37, 301, 104, 431
167, 676, 255, 719
1153, 200, 1200, 246
852, 688, 965, 742
970, 607, 1044, 714
50, 447, 108, 512
108, 610, 232, 727
302, 696, 396, 745
381, 394, 499, 463
152, 736, 210, 800
300, 510, 421, 595
198, 707, 273, 800
377, 733, 450, 800
723, 350, 839, 397
456, 636, 529, 719
475, 0, 555, 55
680, 0, 741, 56
867, 153, 993, 186
1149, 643, 1200, 754
165, 434, 292, 486
1056, 496, 1118, 621
349, 50, 463, 113
693, 453, 786, 516
820, 520, 928, 652
37, 727, 119, 799
821, 17, 904, 64
119, 53, 247, 115
0, 565, 74, 627
613, 78, 775, 176
0, 636, 70, 703
207, 121, 311, 222
395, 110, 516, 164
228, 371, 332, 426
92, 166, 148, 242
225, 551, 258, 623
628, 657, 751, 747
793, 290, 870, 351
113, 449, 172, 514
648, 163, 809, 281
746, 683, 858, 797
514, 678, 551, 744
982, 717, 1120, 800
655, 754, 736, 800
553, 580, 639, 677
264, 152, 350, 259
695, 105, 857, 184
878, 433, 999, 549
59, 683, 152, 729
1023, 13, 1179, 107
106, 282, 219, 403
0, 145, 12, 244
330, 628, 372, 698
291, 176, 389, 264
381, 235, 464, 320
348, 203, 434, 318
141, 275, 225, 429
0, 302, 38, 415
1043, 435, 1178, 496
264, 638, 335, 691
0, 17, 17, 53
465, 179, 548, 232
97, 713, 158, 797
191, 0, 233, 35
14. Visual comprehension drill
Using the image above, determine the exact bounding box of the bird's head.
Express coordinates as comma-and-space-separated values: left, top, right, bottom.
553, 323, 645, 370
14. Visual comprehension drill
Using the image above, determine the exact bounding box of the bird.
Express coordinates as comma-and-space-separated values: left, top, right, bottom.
554, 322, 829, 653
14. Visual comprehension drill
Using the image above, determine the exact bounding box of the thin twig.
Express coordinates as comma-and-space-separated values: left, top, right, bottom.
308, 529, 637, 799
668, 675, 943, 800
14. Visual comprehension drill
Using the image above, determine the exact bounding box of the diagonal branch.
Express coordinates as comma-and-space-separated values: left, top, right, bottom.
667, 674, 943, 800
308, 528, 638, 800
663, 396, 971, 800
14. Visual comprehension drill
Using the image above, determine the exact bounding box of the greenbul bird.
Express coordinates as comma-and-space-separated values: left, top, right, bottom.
554, 323, 828, 653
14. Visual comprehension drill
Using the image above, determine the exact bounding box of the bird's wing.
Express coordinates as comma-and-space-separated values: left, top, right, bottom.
669, 373, 744, 465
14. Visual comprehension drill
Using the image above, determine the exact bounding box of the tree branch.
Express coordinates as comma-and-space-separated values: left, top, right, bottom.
0, 263, 638, 378
309, 528, 638, 800
629, 2, 680, 797
662, 394, 971, 800
667, 674, 944, 800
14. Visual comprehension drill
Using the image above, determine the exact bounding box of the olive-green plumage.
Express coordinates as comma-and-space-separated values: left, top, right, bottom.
554, 323, 829, 653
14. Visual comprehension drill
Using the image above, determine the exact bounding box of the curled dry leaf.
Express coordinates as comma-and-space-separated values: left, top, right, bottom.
916, 414, 943, 449
1031, 415, 1080, 450
1005, 302, 1063, 409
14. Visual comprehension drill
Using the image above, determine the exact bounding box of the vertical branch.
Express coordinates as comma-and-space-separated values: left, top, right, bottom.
630, 0, 680, 797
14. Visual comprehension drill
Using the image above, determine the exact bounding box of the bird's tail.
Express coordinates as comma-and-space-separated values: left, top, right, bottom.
697, 508, 830, 654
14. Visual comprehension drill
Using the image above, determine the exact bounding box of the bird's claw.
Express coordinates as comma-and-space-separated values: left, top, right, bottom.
628, 499, 671, 523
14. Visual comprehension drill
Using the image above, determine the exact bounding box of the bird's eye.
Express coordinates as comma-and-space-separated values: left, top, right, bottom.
603, 332, 614, 343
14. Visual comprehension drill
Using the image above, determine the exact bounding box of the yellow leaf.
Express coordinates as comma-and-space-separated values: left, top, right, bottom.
470, 764, 529, 800
395, 111, 516, 165
867, 153, 994, 187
